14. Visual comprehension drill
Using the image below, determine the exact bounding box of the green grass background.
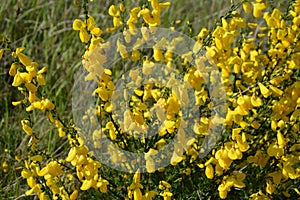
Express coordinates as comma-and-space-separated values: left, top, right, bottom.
0, 0, 233, 199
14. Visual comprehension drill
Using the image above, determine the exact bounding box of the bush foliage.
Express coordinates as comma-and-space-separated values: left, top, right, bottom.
1, 0, 300, 199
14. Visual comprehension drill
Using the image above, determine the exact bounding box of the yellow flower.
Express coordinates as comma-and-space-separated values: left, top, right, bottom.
139, 8, 156, 26
0, 49, 4, 60
12, 72, 23, 87
160, 190, 173, 200
97, 177, 109, 193
228, 147, 243, 160
80, 179, 95, 190
282, 155, 300, 179
70, 190, 79, 200
205, 164, 214, 179
254, 150, 269, 167
269, 85, 283, 96
142, 58, 155, 75
252, 1, 266, 18
215, 148, 232, 170
138, 1, 170, 27
12, 47, 32, 66
251, 95, 263, 107
66, 147, 77, 162
37, 74, 46, 85
268, 171, 282, 185
218, 172, 246, 199
250, 190, 271, 199
243, 2, 252, 14
117, 39, 129, 59
134, 188, 143, 200
21, 119, 32, 136
266, 181, 275, 194
277, 131, 286, 148
130, 49, 140, 61
73, 19, 90, 43
145, 148, 158, 173
108, 5, 122, 28
153, 47, 164, 61
38, 161, 63, 177
267, 143, 284, 158
232, 172, 246, 188
20, 72, 33, 83
170, 151, 184, 166
120, 3, 125, 12
127, 7, 141, 34
2, 161, 8, 173
108, 5, 119, 17
129, 169, 143, 190
25, 83, 37, 93
30, 155, 43, 162
258, 82, 271, 98
144, 190, 158, 200
9, 63, 20, 76
236, 132, 250, 152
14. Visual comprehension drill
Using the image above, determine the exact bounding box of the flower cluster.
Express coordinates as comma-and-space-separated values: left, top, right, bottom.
4, 44, 110, 199
3, 0, 300, 199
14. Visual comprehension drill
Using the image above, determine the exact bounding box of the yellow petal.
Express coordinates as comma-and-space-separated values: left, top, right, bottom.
270, 85, 283, 96
171, 152, 183, 166
266, 181, 275, 194
9, 63, 20, 76
277, 131, 286, 147
37, 66, 47, 74
18, 53, 32, 66
38, 166, 49, 176
87, 15, 95, 30
205, 164, 214, 179
30, 155, 43, 162
27, 177, 37, 188
242, 2, 252, 14
134, 188, 143, 200
80, 179, 93, 190
108, 5, 119, 16
12, 72, 23, 87
130, 49, 140, 61
46, 99, 55, 110
159, 2, 171, 8
258, 82, 270, 98
37, 74, 46, 85
228, 148, 238, 160
219, 190, 227, 199
70, 190, 78, 200
66, 147, 76, 162
20, 72, 32, 83
146, 157, 155, 173
116, 39, 128, 58
0, 49, 3, 60
113, 16, 122, 27
58, 127, 65, 137
91, 27, 103, 37
15, 47, 25, 55
12, 101, 22, 106
25, 83, 37, 93
79, 30, 90, 43
21, 169, 31, 178
251, 95, 263, 107
21, 120, 32, 136
153, 47, 163, 61
268, 171, 282, 184
73, 19, 85, 30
